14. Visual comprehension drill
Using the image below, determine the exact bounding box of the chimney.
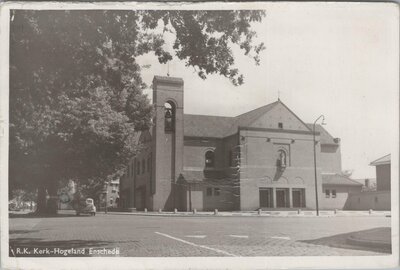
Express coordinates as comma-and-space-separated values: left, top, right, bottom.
365, 179, 370, 188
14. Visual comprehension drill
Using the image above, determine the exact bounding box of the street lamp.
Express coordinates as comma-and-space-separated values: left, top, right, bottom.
313, 115, 326, 216
103, 182, 109, 214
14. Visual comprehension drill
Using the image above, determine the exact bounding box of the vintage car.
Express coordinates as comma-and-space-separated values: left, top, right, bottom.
73, 198, 96, 216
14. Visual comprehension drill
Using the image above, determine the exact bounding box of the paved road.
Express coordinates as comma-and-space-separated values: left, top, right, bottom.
9, 212, 391, 257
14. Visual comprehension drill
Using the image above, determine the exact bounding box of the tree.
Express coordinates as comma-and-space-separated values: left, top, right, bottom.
9, 10, 266, 214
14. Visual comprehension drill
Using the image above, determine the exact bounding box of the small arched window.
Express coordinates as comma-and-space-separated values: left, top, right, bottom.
205, 150, 215, 168
164, 101, 175, 132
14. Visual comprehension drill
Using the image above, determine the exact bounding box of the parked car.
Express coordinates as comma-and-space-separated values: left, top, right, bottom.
73, 198, 96, 216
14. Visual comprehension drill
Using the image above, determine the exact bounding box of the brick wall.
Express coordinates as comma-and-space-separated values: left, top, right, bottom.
344, 190, 391, 210
376, 164, 391, 191
320, 144, 342, 173
238, 129, 324, 210
250, 102, 309, 131
320, 185, 362, 210
151, 76, 184, 211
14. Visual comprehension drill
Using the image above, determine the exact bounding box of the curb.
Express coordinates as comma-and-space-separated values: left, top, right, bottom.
346, 235, 391, 251
100, 211, 391, 218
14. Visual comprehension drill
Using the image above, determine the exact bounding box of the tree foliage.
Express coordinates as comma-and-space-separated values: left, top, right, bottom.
9, 10, 265, 213
140, 10, 266, 85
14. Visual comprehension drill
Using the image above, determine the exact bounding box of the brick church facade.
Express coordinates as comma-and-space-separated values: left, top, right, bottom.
119, 76, 362, 211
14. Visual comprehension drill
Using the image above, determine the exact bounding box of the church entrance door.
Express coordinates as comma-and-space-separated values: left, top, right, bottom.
276, 188, 288, 208
259, 188, 273, 208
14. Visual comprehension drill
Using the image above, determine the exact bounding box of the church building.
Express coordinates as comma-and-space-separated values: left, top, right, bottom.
119, 76, 361, 211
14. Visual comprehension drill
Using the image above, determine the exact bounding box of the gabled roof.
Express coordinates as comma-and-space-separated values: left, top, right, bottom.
183, 100, 338, 141
322, 174, 363, 186
184, 102, 281, 138
306, 124, 339, 145
235, 101, 279, 128
184, 114, 236, 138
352, 178, 377, 185
370, 154, 391, 166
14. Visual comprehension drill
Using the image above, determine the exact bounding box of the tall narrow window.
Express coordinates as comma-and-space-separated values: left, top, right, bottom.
164, 102, 175, 132
142, 159, 145, 174
332, 190, 337, 198
205, 150, 215, 168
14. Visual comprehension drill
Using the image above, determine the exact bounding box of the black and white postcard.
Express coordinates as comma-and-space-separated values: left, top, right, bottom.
0, 1, 398, 269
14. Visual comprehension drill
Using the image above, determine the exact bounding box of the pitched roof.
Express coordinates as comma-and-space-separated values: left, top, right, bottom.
183, 100, 338, 142
184, 114, 236, 138
306, 124, 339, 145
322, 174, 363, 186
235, 101, 279, 128
352, 178, 377, 185
370, 154, 391, 166
184, 102, 280, 138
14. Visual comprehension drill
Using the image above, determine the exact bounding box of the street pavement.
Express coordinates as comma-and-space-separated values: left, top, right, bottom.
9, 211, 391, 257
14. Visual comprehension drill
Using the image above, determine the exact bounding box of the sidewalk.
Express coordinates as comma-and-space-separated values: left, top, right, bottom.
101, 209, 391, 218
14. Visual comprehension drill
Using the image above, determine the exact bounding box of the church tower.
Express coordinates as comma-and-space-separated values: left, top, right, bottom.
151, 76, 184, 211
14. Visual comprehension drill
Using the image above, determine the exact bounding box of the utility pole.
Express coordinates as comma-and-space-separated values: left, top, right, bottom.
313, 115, 326, 217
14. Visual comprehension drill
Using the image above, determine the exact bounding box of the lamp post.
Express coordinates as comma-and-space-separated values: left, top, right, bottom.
104, 182, 109, 214
313, 115, 326, 216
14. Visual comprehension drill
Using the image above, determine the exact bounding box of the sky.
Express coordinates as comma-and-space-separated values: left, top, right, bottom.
137, 2, 399, 179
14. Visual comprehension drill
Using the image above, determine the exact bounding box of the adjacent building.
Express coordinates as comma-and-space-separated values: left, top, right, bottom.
345, 154, 391, 210
372, 154, 391, 192
100, 179, 120, 209
119, 75, 361, 211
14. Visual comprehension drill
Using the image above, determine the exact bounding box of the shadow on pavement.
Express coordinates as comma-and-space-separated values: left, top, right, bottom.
300, 227, 391, 254
9, 238, 114, 257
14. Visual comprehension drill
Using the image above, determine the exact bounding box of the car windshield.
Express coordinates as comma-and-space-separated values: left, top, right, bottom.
86, 199, 93, 204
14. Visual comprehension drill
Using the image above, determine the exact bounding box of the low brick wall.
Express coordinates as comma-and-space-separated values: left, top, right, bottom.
344, 191, 390, 210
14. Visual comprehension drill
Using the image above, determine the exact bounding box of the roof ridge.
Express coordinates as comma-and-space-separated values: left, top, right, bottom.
235, 100, 279, 118
307, 123, 334, 137
184, 113, 234, 119
370, 154, 391, 165
322, 173, 363, 186
337, 174, 365, 185
277, 100, 312, 132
